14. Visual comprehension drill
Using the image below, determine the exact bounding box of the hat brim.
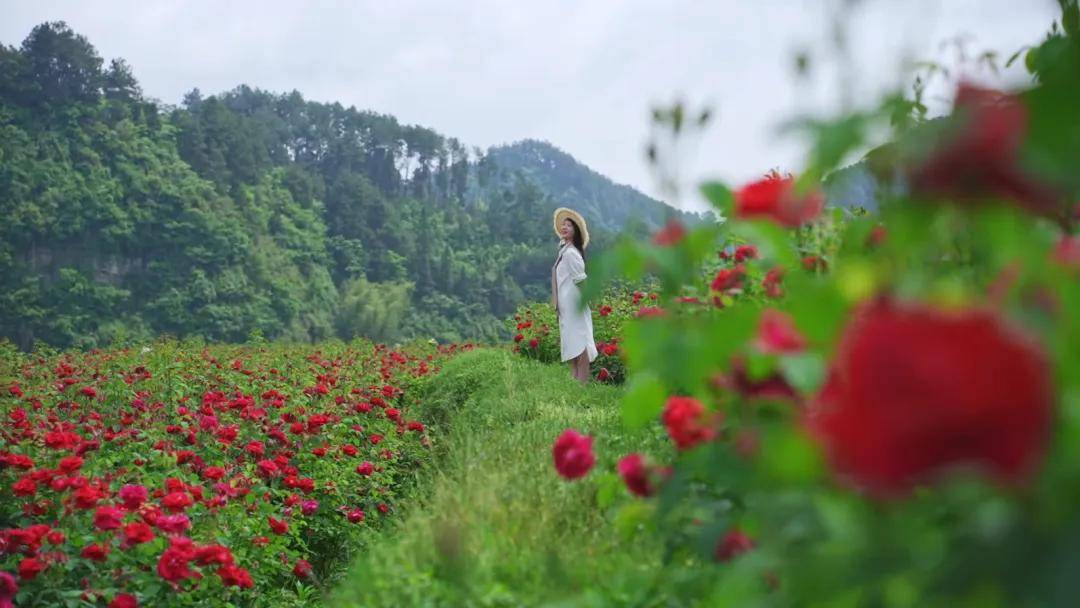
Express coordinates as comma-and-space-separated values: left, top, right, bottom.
553, 207, 590, 249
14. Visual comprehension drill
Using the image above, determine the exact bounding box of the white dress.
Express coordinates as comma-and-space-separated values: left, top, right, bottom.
553, 243, 598, 363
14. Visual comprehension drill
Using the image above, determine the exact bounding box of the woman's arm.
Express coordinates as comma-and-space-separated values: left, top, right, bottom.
567, 249, 588, 284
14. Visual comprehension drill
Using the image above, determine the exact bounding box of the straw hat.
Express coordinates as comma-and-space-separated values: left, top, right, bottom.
553, 207, 590, 249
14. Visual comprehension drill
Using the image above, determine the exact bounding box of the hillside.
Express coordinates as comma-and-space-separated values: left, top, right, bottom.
487, 139, 702, 233
0, 22, 690, 351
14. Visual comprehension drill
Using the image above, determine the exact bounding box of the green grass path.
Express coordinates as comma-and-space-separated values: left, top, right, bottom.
330, 348, 670, 607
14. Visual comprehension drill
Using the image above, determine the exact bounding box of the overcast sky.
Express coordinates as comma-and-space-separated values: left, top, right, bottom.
0, 1, 1060, 212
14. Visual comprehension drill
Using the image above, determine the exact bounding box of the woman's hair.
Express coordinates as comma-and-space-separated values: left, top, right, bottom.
566, 218, 586, 260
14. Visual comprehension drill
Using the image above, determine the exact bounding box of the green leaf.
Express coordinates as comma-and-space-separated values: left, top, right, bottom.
620, 372, 665, 429
700, 181, 733, 218
595, 472, 624, 509
779, 353, 826, 394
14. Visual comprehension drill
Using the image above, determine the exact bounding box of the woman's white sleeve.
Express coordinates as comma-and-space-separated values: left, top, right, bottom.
567, 250, 587, 284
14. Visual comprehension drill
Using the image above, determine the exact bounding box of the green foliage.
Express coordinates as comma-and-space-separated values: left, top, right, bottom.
0, 24, 700, 351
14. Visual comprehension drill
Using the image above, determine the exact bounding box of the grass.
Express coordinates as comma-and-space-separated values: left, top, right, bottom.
329, 347, 672, 607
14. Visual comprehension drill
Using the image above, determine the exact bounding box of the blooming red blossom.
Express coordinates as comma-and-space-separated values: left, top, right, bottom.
1053, 235, 1080, 269
293, 559, 313, 578
733, 244, 758, 262
910, 82, 1060, 215
82, 543, 110, 562
161, 491, 193, 513
734, 175, 824, 227
802, 255, 827, 272
17, 557, 45, 581
268, 516, 289, 535
596, 368, 611, 382
599, 305, 613, 316
347, 509, 365, 523
94, 505, 125, 531
528, 338, 539, 349
754, 309, 807, 355
0, 571, 16, 608
119, 484, 148, 510
762, 266, 785, 298
123, 521, 155, 545
217, 564, 253, 588
715, 529, 755, 562
652, 219, 687, 246
355, 461, 374, 476
11, 478, 36, 497
617, 453, 655, 497
157, 546, 195, 582
662, 396, 717, 450
552, 429, 596, 480
108, 593, 138, 608
806, 298, 1053, 496
72, 486, 105, 510
711, 264, 746, 292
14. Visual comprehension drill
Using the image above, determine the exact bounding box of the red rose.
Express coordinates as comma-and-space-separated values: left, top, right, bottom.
109, 593, 138, 608
347, 508, 365, 523
634, 306, 666, 319
528, 338, 539, 349
754, 309, 806, 354
806, 298, 1053, 496
245, 441, 265, 457
94, 505, 125, 531
0, 571, 17, 607
293, 559, 313, 578
802, 255, 827, 272
734, 175, 824, 227
268, 516, 289, 535
17, 557, 45, 580
161, 491, 193, 513
81, 543, 110, 562
719, 356, 800, 403
552, 429, 595, 480
513, 333, 524, 343
733, 244, 758, 262
762, 266, 785, 298
157, 545, 196, 582
202, 466, 225, 481
72, 486, 104, 510
11, 478, 36, 497
910, 82, 1060, 215
599, 305, 613, 316
715, 529, 755, 562
711, 264, 745, 292
596, 368, 611, 382
46, 530, 65, 545
217, 564, 254, 588
58, 455, 84, 473
124, 521, 155, 545
155, 514, 191, 535
1052, 235, 1080, 269
652, 219, 687, 246
617, 453, 655, 497
119, 484, 148, 510
80, 386, 97, 398
355, 461, 374, 476
662, 396, 717, 450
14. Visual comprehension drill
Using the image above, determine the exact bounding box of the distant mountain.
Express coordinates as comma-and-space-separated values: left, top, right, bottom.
487, 140, 702, 233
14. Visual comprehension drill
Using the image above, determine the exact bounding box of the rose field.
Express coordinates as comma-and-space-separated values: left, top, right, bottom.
4, 3, 1080, 607
0, 339, 467, 607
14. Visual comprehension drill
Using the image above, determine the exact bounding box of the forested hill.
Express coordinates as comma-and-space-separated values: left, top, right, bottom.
487, 140, 700, 234
0, 22, 697, 351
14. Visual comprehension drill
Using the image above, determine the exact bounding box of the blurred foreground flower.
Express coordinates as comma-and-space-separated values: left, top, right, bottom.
807, 297, 1053, 497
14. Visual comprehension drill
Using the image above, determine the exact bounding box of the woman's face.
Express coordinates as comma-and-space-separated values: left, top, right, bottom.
560, 219, 576, 241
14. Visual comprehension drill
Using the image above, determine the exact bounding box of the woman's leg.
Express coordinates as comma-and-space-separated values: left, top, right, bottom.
574, 352, 591, 384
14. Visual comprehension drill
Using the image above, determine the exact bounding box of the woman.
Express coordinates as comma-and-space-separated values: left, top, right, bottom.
551, 207, 598, 384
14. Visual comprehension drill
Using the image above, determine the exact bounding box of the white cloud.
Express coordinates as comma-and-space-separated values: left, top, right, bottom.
0, 0, 1060, 212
